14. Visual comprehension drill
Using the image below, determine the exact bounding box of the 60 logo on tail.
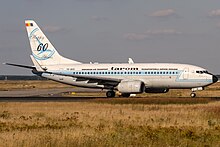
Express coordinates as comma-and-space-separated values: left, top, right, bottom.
33, 42, 55, 60
37, 43, 48, 52
29, 28, 55, 60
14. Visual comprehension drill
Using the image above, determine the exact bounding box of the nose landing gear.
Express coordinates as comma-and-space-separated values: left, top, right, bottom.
190, 92, 196, 98
190, 87, 203, 98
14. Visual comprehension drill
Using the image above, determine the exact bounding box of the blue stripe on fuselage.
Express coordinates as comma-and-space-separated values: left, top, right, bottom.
48, 69, 212, 83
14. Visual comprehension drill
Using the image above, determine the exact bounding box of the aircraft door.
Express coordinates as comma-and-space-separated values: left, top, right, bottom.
183, 67, 189, 79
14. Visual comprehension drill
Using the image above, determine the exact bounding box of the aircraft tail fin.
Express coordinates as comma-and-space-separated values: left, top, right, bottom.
25, 20, 81, 67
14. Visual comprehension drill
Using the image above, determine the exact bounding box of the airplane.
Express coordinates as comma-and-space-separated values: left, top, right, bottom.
5, 20, 218, 98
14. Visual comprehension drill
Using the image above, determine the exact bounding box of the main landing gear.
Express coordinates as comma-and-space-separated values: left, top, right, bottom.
106, 91, 132, 98
106, 91, 115, 98
121, 93, 131, 98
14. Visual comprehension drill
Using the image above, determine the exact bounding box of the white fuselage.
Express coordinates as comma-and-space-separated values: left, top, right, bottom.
41, 63, 213, 89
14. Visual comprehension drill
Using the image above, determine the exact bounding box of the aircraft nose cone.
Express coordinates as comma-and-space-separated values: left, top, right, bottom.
213, 75, 218, 83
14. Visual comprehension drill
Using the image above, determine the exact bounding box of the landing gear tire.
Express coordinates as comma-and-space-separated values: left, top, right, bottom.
106, 91, 115, 98
121, 93, 131, 98
190, 93, 196, 98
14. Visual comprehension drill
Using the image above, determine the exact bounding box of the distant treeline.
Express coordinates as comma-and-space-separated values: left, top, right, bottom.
0, 75, 219, 81
0, 75, 47, 80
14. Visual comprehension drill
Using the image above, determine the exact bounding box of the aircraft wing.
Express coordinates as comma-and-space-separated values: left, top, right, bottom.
4, 62, 121, 87
47, 72, 121, 87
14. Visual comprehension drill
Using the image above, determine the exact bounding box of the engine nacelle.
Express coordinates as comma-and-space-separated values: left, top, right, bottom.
117, 80, 145, 93
145, 88, 169, 93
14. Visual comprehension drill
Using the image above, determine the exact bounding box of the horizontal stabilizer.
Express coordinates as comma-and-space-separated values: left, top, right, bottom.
3, 63, 35, 69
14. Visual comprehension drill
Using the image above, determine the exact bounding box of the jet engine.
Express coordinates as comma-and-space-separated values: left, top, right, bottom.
117, 80, 145, 93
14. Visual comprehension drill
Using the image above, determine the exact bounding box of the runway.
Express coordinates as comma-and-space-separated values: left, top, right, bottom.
0, 97, 105, 102
0, 85, 220, 103
0, 87, 104, 98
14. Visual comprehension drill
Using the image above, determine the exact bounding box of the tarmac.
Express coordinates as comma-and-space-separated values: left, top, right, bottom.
0, 87, 105, 102
1, 87, 220, 102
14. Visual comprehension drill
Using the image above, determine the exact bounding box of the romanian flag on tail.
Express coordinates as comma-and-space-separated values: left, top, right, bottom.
26, 22, 33, 27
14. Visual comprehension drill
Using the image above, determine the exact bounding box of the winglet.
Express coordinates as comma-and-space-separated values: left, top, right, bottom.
128, 58, 134, 64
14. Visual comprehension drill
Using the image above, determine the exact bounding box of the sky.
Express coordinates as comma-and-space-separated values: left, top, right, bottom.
1, 0, 220, 75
